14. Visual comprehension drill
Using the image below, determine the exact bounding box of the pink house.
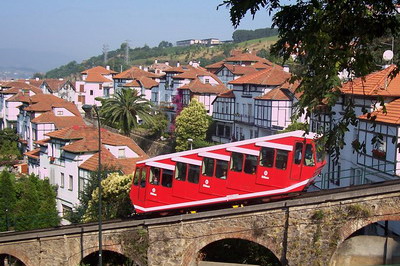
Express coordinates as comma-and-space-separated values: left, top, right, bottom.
75, 66, 117, 112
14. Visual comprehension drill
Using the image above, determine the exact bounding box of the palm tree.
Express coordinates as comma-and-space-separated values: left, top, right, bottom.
99, 89, 155, 135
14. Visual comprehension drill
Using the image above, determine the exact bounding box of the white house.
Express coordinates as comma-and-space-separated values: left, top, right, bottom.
32, 125, 148, 217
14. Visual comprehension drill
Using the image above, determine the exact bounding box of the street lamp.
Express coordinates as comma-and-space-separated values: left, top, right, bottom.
188, 138, 193, 150
92, 105, 103, 266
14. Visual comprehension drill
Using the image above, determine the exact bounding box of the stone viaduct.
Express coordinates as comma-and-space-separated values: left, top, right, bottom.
0, 181, 399, 265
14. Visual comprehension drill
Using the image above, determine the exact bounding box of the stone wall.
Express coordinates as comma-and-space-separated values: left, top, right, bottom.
1, 188, 400, 265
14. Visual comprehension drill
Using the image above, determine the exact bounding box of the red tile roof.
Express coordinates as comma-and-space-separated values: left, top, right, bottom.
229, 66, 291, 86
81, 66, 117, 75
217, 89, 235, 98
179, 79, 227, 94
31, 111, 85, 128
341, 65, 400, 96
46, 126, 148, 158
359, 98, 400, 124
0, 82, 42, 95
24, 148, 40, 160
34, 138, 50, 146
6, 92, 31, 102
114, 67, 160, 79
256, 80, 301, 100
163, 66, 188, 73
225, 52, 274, 65
136, 76, 159, 89
123, 80, 141, 87
78, 148, 143, 174
85, 72, 113, 83
222, 64, 259, 75
43, 79, 74, 92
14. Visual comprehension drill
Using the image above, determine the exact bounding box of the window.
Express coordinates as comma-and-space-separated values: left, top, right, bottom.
79, 177, 85, 193
294, 143, 303, 164
304, 144, 315, 166
60, 173, 65, 188
57, 110, 63, 116
244, 155, 258, 174
162, 169, 173, 187
202, 157, 215, 177
133, 168, 141, 186
62, 205, 72, 218
230, 152, 243, 172
188, 165, 200, 184
140, 169, 146, 187
217, 125, 224, 136
69, 175, 73, 191
225, 126, 231, 138
150, 167, 160, 185
99, 84, 102, 89
260, 147, 274, 167
118, 148, 126, 158
205, 79, 210, 83
276, 150, 288, 169
175, 162, 187, 181
215, 160, 228, 179
90, 90, 93, 96
80, 84, 84, 92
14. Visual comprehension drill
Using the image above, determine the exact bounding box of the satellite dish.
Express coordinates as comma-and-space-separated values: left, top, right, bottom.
383, 50, 394, 61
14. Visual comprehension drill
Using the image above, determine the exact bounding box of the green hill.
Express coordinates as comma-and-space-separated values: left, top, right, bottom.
45, 36, 279, 79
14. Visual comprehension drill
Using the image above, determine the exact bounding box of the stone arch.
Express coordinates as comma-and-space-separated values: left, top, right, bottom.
0, 246, 31, 266
69, 241, 125, 265
181, 226, 281, 265
329, 214, 400, 265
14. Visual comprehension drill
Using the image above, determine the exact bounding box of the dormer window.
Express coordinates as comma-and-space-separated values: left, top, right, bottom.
205, 79, 210, 84
57, 111, 63, 116
118, 148, 126, 158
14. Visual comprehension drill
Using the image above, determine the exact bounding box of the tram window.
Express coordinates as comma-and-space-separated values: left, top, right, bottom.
294, 143, 303, 164
230, 152, 243, 172
162, 169, 173, 187
202, 157, 215, 177
140, 169, 146, 188
260, 147, 274, 167
304, 144, 315, 166
175, 162, 187, 181
276, 150, 288, 169
149, 167, 160, 185
133, 168, 140, 186
215, 160, 228, 179
244, 155, 258, 174
188, 165, 200, 184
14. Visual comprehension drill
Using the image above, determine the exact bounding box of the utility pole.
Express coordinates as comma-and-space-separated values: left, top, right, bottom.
102, 44, 109, 65
124, 40, 131, 65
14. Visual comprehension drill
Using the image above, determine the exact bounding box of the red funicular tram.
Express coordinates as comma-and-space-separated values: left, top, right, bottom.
130, 130, 326, 213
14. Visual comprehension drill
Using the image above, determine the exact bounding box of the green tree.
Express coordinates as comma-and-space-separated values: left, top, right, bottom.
83, 173, 133, 222
221, 0, 400, 159
99, 89, 155, 135
175, 99, 211, 151
158, 40, 173, 48
14, 176, 41, 231
37, 178, 60, 228
0, 171, 16, 231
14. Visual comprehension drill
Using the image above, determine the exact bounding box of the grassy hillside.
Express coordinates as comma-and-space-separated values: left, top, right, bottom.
45, 36, 279, 79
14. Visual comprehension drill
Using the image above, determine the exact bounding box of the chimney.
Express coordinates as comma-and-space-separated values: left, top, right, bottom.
35, 77, 39, 81
144, 67, 148, 72
189, 61, 193, 66
283, 65, 290, 73
139, 65, 143, 70
165, 61, 169, 66
106, 65, 110, 70
59, 78, 64, 81
155, 59, 158, 64
176, 61, 180, 67
192, 61, 199, 68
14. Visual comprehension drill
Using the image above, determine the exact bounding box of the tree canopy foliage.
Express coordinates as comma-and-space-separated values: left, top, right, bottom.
0, 129, 21, 165
175, 99, 211, 151
0, 172, 59, 231
232, 27, 278, 42
98, 89, 155, 135
221, 0, 400, 158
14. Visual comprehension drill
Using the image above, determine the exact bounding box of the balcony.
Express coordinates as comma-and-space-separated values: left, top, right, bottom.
234, 113, 255, 125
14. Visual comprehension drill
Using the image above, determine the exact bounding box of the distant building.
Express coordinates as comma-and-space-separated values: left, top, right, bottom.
176, 38, 222, 47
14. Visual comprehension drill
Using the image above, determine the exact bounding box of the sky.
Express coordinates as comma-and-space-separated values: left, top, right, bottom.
1, 0, 274, 72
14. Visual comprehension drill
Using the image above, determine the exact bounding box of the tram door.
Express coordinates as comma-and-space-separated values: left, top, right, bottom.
290, 142, 304, 180
132, 167, 147, 205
